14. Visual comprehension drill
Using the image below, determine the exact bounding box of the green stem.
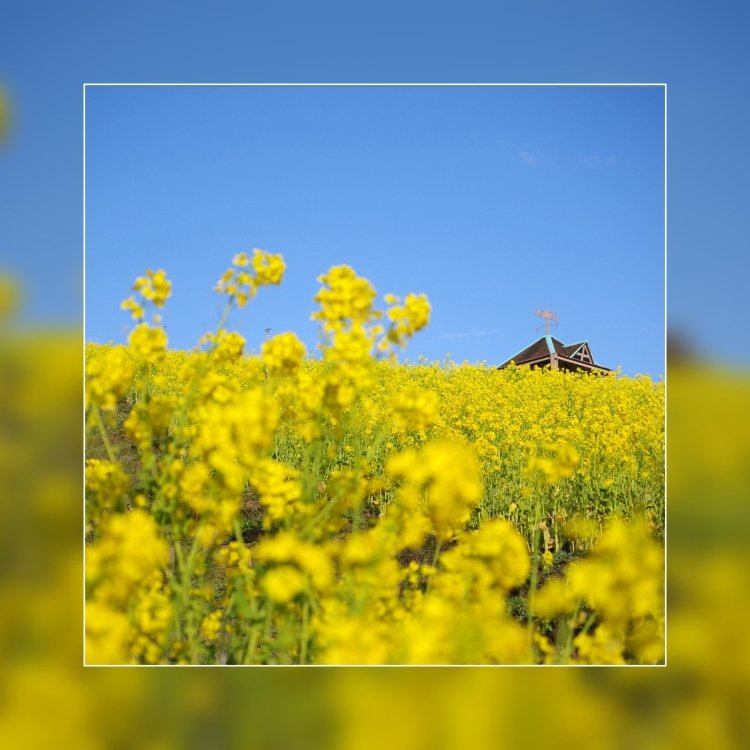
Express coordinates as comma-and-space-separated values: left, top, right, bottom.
259, 603, 274, 663
300, 598, 310, 665
578, 611, 598, 638
526, 528, 540, 632
175, 534, 204, 663
215, 299, 232, 336
93, 404, 117, 464
300, 494, 344, 539
424, 538, 442, 595
243, 627, 260, 665
163, 560, 184, 645
187, 610, 198, 663
526, 478, 543, 643
559, 601, 581, 664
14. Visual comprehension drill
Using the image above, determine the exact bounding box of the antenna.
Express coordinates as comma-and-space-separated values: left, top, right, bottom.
535, 309, 559, 335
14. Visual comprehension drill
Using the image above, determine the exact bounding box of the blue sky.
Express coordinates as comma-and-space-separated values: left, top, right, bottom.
84, 85, 664, 376
2, 1, 749, 370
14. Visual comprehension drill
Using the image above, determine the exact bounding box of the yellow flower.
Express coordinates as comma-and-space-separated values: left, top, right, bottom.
324, 324, 375, 382
445, 518, 531, 591
262, 565, 306, 603
262, 332, 306, 376
255, 531, 334, 592
0, 273, 20, 322
574, 623, 627, 665
86, 345, 134, 412
387, 441, 482, 541
389, 387, 438, 433
0, 88, 9, 143
128, 322, 168, 363
191, 388, 278, 491
86, 511, 169, 606
123, 394, 176, 453
385, 292, 431, 347
86, 459, 129, 509
120, 295, 145, 321
311, 265, 378, 333
250, 458, 303, 527
251, 248, 286, 286
215, 249, 285, 307
132, 268, 172, 308
202, 329, 245, 363
534, 578, 575, 619
131, 583, 172, 663
200, 610, 223, 643
85, 602, 133, 664
525, 442, 580, 484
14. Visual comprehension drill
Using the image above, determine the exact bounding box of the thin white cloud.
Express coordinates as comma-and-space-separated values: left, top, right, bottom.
519, 149, 538, 165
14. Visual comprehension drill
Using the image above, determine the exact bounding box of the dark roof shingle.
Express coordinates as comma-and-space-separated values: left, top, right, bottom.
498, 335, 609, 371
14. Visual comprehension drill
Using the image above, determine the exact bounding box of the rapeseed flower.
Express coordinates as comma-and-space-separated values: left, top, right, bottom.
262, 565, 306, 604
86, 346, 133, 412
262, 332, 306, 376
388, 441, 482, 542
128, 323, 167, 363
133, 268, 171, 308
216, 248, 285, 307
312, 265, 378, 333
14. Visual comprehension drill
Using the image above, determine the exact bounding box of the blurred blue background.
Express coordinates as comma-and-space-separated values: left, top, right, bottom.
2, 1, 748, 366
2, 2, 749, 748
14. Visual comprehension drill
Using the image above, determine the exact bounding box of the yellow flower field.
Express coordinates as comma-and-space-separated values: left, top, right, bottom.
85, 251, 664, 665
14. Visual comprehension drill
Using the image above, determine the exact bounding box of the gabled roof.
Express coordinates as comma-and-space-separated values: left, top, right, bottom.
500, 335, 559, 366
562, 341, 594, 363
498, 335, 610, 371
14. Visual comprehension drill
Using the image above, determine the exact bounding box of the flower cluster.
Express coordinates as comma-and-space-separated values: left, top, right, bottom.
128, 322, 168, 364
387, 442, 483, 544
262, 332, 306, 376
86, 346, 134, 413
121, 268, 172, 321
85, 510, 172, 664
311, 265, 379, 333
191, 388, 279, 493
250, 457, 305, 528
200, 329, 246, 364
215, 249, 286, 308
534, 519, 664, 663
85, 459, 129, 525
388, 386, 438, 434
526, 442, 580, 484
384, 293, 431, 348
0, 272, 20, 322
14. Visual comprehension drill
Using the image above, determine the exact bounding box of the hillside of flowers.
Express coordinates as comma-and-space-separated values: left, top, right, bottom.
85, 251, 664, 664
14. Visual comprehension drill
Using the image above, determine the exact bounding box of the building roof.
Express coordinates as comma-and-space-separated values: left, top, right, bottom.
498, 335, 611, 372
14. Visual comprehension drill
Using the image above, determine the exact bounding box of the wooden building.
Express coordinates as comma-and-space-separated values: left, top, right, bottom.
497, 335, 611, 373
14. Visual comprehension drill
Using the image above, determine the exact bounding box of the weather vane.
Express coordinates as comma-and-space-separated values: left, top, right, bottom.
535, 309, 559, 335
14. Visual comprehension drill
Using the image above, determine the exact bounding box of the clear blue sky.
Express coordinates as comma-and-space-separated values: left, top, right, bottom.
2, 1, 749, 371
83, 85, 664, 376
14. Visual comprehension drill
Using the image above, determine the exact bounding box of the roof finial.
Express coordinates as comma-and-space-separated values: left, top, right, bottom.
535, 309, 559, 336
